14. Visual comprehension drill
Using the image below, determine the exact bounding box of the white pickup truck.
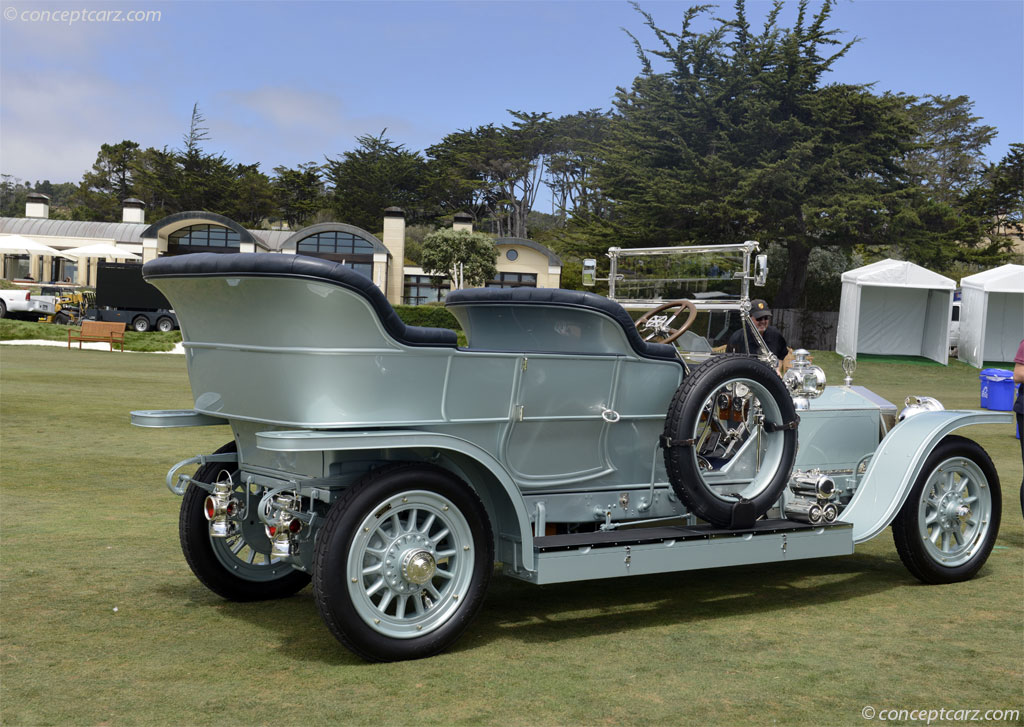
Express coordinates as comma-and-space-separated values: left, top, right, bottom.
0, 288, 55, 319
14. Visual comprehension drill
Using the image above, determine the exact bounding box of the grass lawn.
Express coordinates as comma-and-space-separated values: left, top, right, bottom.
1, 345, 1021, 726
0, 319, 181, 352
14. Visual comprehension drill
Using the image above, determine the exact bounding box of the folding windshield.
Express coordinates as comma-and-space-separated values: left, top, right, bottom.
601, 241, 770, 363
607, 242, 760, 309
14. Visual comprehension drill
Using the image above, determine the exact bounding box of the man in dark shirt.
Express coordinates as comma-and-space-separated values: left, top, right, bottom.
727, 299, 788, 372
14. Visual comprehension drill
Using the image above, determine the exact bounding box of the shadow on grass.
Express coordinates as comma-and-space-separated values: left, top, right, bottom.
159, 550, 918, 663
473, 552, 907, 646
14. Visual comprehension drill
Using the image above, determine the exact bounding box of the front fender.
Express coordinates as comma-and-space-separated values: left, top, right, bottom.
839, 409, 1011, 544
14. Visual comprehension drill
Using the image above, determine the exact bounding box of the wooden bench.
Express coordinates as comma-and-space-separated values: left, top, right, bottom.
68, 321, 126, 352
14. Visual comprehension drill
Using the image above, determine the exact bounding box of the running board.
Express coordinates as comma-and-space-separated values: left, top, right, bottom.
505, 519, 854, 585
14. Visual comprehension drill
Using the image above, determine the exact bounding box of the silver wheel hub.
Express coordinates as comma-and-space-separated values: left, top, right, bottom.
381, 532, 435, 593
401, 549, 437, 585
938, 492, 967, 528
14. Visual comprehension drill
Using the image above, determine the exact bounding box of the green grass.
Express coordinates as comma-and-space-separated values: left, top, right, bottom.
0, 318, 181, 352
1, 346, 1021, 726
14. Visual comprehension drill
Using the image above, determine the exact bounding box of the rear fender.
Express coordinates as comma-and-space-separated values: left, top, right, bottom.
839, 410, 1011, 543
255, 429, 536, 571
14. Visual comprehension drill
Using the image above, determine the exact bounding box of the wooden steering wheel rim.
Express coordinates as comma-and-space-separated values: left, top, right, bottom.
635, 299, 699, 344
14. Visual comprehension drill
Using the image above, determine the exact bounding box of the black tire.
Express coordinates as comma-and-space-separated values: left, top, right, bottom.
313, 463, 494, 662
179, 441, 311, 601
892, 435, 1001, 584
54, 311, 71, 326
132, 316, 150, 332
0, 300, 7, 319
664, 354, 797, 527
156, 317, 175, 332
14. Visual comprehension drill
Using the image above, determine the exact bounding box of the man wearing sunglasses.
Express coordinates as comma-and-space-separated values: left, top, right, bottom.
727, 299, 789, 373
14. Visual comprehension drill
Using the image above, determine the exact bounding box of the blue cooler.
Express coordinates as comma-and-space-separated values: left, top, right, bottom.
979, 368, 1014, 410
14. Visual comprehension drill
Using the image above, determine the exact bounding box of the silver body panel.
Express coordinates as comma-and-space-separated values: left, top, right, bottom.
135, 260, 1004, 584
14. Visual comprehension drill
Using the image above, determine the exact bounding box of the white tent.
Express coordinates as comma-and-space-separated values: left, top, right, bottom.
0, 234, 64, 256
836, 259, 956, 364
957, 264, 1024, 368
59, 242, 140, 261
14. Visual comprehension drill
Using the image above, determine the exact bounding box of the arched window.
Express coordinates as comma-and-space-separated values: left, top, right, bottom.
167, 224, 241, 255
295, 230, 375, 278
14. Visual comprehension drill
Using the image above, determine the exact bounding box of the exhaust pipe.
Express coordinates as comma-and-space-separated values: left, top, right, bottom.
785, 500, 823, 524
789, 472, 836, 500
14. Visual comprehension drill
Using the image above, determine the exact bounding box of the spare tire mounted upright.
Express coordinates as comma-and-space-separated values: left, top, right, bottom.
662, 354, 799, 528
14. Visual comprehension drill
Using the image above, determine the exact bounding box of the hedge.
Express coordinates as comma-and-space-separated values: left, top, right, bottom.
394, 304, 462, 331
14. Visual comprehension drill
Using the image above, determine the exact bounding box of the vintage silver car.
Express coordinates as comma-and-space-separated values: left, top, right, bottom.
133, 242, 1009, 662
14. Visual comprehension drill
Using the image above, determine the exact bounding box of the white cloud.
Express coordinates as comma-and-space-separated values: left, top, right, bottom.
210, 84, 426, 171
0, 70, 179, 183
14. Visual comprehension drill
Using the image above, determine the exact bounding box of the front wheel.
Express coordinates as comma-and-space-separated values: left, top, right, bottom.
179, 442, 311, 601
313, 464, 494, 662
892, 436, 1001, 584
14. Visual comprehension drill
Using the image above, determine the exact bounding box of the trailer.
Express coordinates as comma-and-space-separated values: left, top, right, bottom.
132, 245, 1007, 662
87, 262, 178, 332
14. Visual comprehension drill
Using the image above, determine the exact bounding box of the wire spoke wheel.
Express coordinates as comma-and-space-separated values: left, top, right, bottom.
893, 435, 1001, 584
916, 456, 992, 567
314, 464, 493, 662
348, 490, 476, 638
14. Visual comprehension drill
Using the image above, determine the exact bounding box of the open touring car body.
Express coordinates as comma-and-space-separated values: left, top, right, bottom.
133, 244, 1008, 661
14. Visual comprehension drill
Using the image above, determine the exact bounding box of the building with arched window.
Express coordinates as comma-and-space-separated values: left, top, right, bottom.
0, 198, 562, 305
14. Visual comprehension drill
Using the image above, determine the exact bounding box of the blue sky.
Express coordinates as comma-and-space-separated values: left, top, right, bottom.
1, 0, 1021, 190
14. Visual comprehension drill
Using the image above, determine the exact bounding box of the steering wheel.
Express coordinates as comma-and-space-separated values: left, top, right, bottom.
635, 299, 699, 344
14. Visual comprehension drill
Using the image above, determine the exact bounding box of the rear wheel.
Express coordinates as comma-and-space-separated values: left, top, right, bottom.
0, 300, 7, 318
132, 316, 151, 332
179, 442, 310, 601
313, 463, 493, 662
156, 317, 175, 332
663, 354, 797, 527
892, 436, 1000, 584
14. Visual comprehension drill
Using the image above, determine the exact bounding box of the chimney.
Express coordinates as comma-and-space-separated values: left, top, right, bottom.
25, 192, 50, 219
453, 212, 473, 233
382, 207, 406, 305
122, 198, 146, 224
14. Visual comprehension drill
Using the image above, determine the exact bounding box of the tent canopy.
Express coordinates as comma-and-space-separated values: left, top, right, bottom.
60, 242, 140, 260
0, 234, 63, 256
957, 264, 1024, 367
836, 259, 955, 364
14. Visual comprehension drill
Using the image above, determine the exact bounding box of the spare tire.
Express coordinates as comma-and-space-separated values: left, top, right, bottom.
663, 354, 798, 527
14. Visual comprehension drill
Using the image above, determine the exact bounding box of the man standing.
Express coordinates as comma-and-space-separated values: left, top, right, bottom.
727, 299, 789, 372
1013, 338, 1023, 514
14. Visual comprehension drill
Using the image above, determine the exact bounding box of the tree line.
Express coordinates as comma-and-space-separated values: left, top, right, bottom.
1, 0, 1020, 308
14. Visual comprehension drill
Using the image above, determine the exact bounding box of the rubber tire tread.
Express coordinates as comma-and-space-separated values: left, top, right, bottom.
891, 435, 1001, 585
663, 354, 797, 527
313, 462, 494, 662
179, 441, 311, 601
